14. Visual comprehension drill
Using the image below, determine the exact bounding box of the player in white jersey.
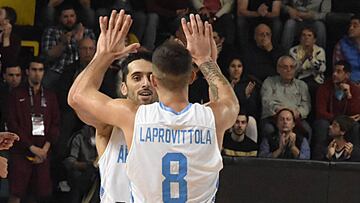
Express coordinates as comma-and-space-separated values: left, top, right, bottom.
95, 52, 158, 202
68, 10, 239, 202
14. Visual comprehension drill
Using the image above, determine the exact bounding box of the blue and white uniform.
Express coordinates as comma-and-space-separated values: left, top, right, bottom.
126, 102, 223, 203
98, 127, 131, 203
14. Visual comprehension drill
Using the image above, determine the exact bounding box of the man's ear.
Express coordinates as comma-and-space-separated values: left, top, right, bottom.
150, 74, 158, 88
120, 82, 128, 96
189, 70, 197, 85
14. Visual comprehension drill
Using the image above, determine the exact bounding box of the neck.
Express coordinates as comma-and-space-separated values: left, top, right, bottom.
231, 132, 245, 142
281, 78, 293, 84
157, 88, 189, 112
355, 37, 360, 46
334, 136, 346, 149
29, 81, 41, 93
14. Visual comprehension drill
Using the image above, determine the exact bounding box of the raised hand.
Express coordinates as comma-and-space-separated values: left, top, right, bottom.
181, 14, 212, 65
0, 132, 19, 150
97, 10, 140, 61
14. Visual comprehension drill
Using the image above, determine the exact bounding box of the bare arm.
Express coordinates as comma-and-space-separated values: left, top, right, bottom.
68, 10, 140, 146
182, 14, 239, 147
265, 0, 281, 17
237, 0, 260, 17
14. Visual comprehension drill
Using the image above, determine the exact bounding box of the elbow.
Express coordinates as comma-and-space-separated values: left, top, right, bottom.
67, 91, 83, 111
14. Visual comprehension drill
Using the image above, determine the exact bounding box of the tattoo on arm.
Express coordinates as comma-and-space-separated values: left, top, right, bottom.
199, 61, 231, 101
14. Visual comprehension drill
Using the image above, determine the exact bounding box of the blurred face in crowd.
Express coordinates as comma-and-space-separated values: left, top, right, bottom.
348, 19, 360, 39
59, 9, 77, 30
329, 120, 344, 138
27, 62, 44, 86
3, 66, 22, 88
232, 115, 247, 136
277, 56, 296, 83
332, 65, 350, 84
121, 59, 158, 105
277, 110, 295, 134
0, 8, 6, 26
254, 24, 272, 49
79, 38, 96, 65
228, 58, 243, 82
300, 29, 316, 47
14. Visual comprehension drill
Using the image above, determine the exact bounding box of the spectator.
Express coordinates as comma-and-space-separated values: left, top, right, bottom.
325, 115, 360, 161
0, 6, 21, 68
7, 59, 60, 203
236, 0, 282, 48
130, 0, 159, 51
260, 55, 312, 141
312, 60, 360, 160
41, 3, 95, 90
64, 125, 98, 203
259, 108, 310, 159
281, 0, 330, 51
222, 113, 258, 157
0, 65, 22, 131
226, 55, 260, 119
192, 0, 236, 45
333, 14, 360, 83
43, 0, 96, 29
242, 23, 285, 81
289, 26, 326, 119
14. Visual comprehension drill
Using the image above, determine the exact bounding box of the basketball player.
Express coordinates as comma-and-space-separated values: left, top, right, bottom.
96, 52, 158, 202
68, 10, 239, 202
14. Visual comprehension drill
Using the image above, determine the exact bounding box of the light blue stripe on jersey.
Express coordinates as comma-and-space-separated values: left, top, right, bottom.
159, 102, 192, 115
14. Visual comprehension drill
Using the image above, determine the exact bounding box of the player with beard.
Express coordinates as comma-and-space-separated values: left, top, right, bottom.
95, 52, 158, 203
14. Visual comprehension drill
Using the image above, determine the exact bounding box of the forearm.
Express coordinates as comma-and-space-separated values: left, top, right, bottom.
46, 43, 67, 60
238, 10, 260, 17
2, 37, 10, 47
198, 61, 237, 106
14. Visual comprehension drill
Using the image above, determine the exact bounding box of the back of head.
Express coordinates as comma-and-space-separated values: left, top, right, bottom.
152, 40, 193, 90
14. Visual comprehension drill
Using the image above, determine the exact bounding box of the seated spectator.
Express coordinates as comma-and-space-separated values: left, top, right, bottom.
222, 113, 258, 157
226, 55, 260, 119
131, 0, 159, 50
312, 60, 360, 160
64, 125, 99, 203
289, 26, 326, 120
236, 0, 282, 48
41, 3, 95, 90
325, 115, 360, 162
0, 6, 21, 67
333, 14, 360, 83
192, 0, 236, 45
281, 0, 330, 51
259, 108, 310, 159
0, 64, 22, 131
242, 23, 285, 81
260, 55, 312, 141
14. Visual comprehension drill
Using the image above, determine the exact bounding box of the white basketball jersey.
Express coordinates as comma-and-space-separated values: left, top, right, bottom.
126, 102, 223, 203
98, 127, 131, 203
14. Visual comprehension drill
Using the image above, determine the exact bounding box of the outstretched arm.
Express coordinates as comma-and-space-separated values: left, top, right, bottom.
182, 14, 239, 148
68, 10, 139, 140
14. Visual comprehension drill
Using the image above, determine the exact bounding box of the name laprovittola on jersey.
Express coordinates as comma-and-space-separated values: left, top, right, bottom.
126, 102, 223, 203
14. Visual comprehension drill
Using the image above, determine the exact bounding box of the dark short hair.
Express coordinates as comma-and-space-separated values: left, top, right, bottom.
333, 115, 354, 133
116, 51, 153, 83
27, 57, 44, 69
334, 60, 352, 73
301, 26, 317, 39
57, 3, 76, 18
351, 13, 360, 21
2, 6, 17, 25
152, 40, 192, 89
276, 108, 295, 122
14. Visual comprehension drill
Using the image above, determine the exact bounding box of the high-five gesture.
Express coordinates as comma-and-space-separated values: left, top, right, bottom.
181, 14, 214, 65
97, 10, 140, 61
